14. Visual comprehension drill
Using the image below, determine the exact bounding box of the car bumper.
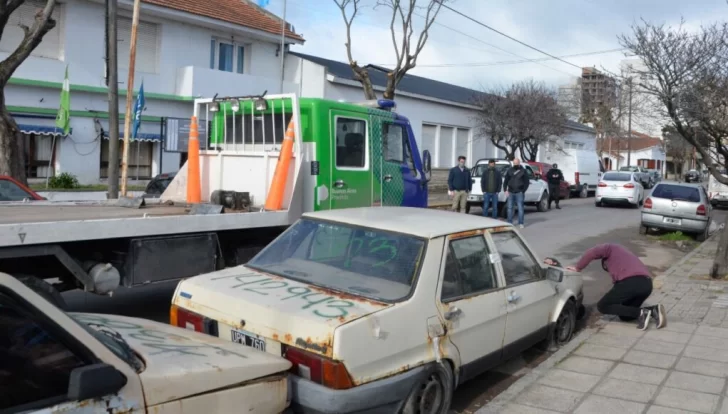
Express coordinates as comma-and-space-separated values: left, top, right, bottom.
289, 365, 427, 414
641, 212, 709, 233
596, 195, 637, 205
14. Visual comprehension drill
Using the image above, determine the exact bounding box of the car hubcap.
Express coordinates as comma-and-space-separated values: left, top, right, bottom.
556, 311, 573, 343
418, 374, 444, 414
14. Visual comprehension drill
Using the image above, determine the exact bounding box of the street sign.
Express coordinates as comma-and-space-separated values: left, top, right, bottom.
164, 117, 208, 152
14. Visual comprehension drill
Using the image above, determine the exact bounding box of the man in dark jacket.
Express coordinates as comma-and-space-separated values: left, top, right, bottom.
480, 159, 502, 218
503, 158, 530, 228
447, 155, 472, 213
546, 163, 564, 209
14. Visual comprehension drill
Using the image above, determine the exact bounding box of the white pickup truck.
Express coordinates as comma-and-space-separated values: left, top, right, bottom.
0, 272, 291, 413
708, 169, 728, 207
466, 159, 550, 215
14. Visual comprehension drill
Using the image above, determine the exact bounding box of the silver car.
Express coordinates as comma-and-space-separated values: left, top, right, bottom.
640, 182, 712, 241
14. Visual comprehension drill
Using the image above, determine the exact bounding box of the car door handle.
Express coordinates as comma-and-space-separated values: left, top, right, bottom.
334, 180, 346, 188
444, 306, 462, 320
383, 175, 393, 182
507, 291, 521, 303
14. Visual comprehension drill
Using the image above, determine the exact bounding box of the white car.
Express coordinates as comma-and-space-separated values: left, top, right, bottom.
0, 272, 291, 414
171, 207, 584, 413
466, 159, 550, 215
595, 171, 644, 208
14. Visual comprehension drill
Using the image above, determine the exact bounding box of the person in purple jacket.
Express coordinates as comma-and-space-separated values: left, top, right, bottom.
565, 243, 666, 331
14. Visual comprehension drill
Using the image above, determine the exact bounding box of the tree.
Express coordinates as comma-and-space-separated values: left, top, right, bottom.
662, 124, 691, 177
333, 0, 446, 100
619, 19, 728, 276
0, 0, 57, 184
474, 80, 566, 161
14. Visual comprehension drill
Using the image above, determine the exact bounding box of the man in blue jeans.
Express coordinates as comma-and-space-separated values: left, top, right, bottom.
503, 158, 530, 228
480, 159, 502, 218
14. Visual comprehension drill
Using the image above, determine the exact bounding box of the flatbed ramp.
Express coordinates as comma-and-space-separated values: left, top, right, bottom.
0, 203, 189, 225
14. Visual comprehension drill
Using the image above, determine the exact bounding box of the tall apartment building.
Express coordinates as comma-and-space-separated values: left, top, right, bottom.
580, 67, 618, 116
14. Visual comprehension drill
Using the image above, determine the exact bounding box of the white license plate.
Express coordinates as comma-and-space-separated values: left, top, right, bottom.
231, 329, 266, 352
663, 217, 682, 225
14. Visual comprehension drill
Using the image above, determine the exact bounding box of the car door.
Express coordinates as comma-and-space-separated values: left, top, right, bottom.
328, 112, 373, 210
523, 165, 540, 202
380, 120, 424, 207
488, 230, 556, 361
437, 233, 508, 383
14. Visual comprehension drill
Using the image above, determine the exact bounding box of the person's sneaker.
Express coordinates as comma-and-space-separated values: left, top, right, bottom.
556, 205, 561, 209
637, 308, 652, 331
519, 224, 525, 229
650, 304, 667, 329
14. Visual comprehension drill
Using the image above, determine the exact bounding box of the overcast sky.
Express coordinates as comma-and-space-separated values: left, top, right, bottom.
263, 0, 728, 92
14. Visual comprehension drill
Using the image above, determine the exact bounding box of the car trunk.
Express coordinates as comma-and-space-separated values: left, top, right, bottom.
649, 185, 705, 221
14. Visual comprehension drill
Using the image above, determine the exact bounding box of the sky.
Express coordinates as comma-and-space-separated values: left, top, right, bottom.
262, 0, 728, 93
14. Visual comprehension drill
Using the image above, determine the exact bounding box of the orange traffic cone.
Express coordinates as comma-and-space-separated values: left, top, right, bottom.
265, 120, 295, 210
186, 116, 201, 204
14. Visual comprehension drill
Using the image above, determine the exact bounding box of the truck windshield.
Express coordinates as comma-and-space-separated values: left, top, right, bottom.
246, 219, 427, 302
472, 163, 509, 177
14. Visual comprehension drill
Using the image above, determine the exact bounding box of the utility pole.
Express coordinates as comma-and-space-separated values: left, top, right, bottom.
106, 0, 120, 199
120, 0, 141, 197
626, 77, 633, 167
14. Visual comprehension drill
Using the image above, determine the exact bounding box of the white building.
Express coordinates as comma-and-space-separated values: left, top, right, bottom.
6, 0, 303, 184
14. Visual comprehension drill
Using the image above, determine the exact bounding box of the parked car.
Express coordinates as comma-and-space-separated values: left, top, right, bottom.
142, 172, 177, 198
170, 207, 585, 414
0, 175, 45, 201
527, 161, 571, 200
641, 182, 712, 241
467, 159, 550, 215
595, 171, 644, 208
547, 149, 603, 198
708, 169, 728, 208
647, 169, 662, 184
0, 272, 292, 413
619, 166, 652, 188
684, 169, 702, 183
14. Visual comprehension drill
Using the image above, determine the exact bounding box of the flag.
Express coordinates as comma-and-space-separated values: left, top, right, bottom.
257, 0, 270, 7
132, 81, 145, 140
55, 65, 70, 135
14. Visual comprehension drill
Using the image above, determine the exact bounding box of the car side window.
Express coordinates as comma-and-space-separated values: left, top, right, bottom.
383, 123, 404, 163
0, 179, 32, 201
0, 291, 86, 411
335, 117, 367, 169
441, 235, 497, 302
524, 166, 534, 180
491, 231, 542, 285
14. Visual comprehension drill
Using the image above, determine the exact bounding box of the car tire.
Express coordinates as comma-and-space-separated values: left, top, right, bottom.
595, 201, 602, 207
639, 225, 648, 235
696, 227, 708, 242
552, 300, 577, 347
579, 185, 588, 198
537, 193, 548, 212
401, 362, 454, 414
16, 275, 67, 310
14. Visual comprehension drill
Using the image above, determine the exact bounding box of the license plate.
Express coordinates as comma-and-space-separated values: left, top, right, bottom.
231, 329, 266, 352
611, 185, 617, 190
663, 217, 682, 225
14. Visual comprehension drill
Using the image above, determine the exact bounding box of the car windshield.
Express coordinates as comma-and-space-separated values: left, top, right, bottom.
618, 167, 636, 172
652, 184, 701, 202
0, 179, 33, 201
246, 218, 427, 302
472, 163, 509, 177
66, 314, 144, 372
602, 172, 631, 181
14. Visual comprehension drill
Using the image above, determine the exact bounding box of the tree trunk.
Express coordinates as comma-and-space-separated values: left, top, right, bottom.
0, 91, 27, 184
712, 225, 728, 279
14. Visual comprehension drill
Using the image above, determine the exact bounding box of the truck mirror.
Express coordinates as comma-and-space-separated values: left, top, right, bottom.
422, 150, 432, 182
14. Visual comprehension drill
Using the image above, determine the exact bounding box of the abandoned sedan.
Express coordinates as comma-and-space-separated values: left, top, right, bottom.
171, 207, 584, 414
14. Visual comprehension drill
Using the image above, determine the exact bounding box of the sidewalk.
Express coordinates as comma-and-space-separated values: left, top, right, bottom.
478, 234, 728, 414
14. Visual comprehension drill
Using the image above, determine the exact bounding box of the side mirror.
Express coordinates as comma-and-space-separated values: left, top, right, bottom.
545, 267, 564, 283
422, 150, 432, 183
68, 363, 127, 401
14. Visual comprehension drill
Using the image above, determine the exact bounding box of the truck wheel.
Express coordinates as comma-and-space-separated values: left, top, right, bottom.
537, 193, 548, 212
16, 275, 67, 310
401, 362, 454, 414
579, 185, 588, 198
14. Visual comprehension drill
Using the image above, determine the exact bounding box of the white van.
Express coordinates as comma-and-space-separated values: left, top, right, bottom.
708, 169, 728, 207
549, 149, 604, 198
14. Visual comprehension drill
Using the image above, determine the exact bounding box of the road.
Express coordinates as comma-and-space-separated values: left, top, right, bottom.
62, 187, 727, 414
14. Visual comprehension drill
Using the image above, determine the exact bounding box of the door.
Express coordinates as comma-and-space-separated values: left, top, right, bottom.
523, 165, 540, 202
489, 230, 556, 360
329, 113, 373, 210
437, 233, 507, 382
380, 120, 425, 207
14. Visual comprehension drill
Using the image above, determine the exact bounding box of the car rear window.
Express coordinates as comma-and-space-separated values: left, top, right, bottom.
651, 184, 701, 202
472, 163, 509, 177
246, 218, 426, 302
602, 172, 631, 181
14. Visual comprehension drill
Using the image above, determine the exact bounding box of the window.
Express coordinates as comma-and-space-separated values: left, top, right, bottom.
118, 16, 159, 73
0, 0, 61, 59
651, 184, 701, 202
335, 118, 367, 169
100, 139, 153, 179
524, 165, 535, 180
22, 133, 55, 178
491, 231, 541, 285
0, 292, 85, 411
602, 172, 631, 181
0, 179, 34, 201
383, 123, 404, 163
441, 236, 497, 301
210, 39, 245, 74
438, 126, 454, 168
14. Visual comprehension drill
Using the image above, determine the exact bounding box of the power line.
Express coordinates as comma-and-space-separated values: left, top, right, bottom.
436, 1, 582, 70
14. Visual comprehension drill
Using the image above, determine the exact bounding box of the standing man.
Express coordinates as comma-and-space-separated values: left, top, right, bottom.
480, 159, 502, 218
503, 158, 529, 228
546, 163, 564, 209
448, 155, 472, 213
566, 243, 666, 331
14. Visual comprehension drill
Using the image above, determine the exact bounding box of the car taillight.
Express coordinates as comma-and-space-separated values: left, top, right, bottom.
624, 183, 635, 188
170, 305, 218, 336
644, 198, 652, 209
575, 172, 580, 185
598, 182, 607, 187
697, 204, 706, 216
284, 346, 354, 390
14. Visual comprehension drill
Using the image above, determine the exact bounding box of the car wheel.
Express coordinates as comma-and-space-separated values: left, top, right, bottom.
639, 225, 648, 235
696, 227, 708, 242
595, 200, 602, 207
401, 362, 454, 414
16, 275, 67, 310
553, 300, 577, 347
537, 193, 548, 212
579, 185, 588, 198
